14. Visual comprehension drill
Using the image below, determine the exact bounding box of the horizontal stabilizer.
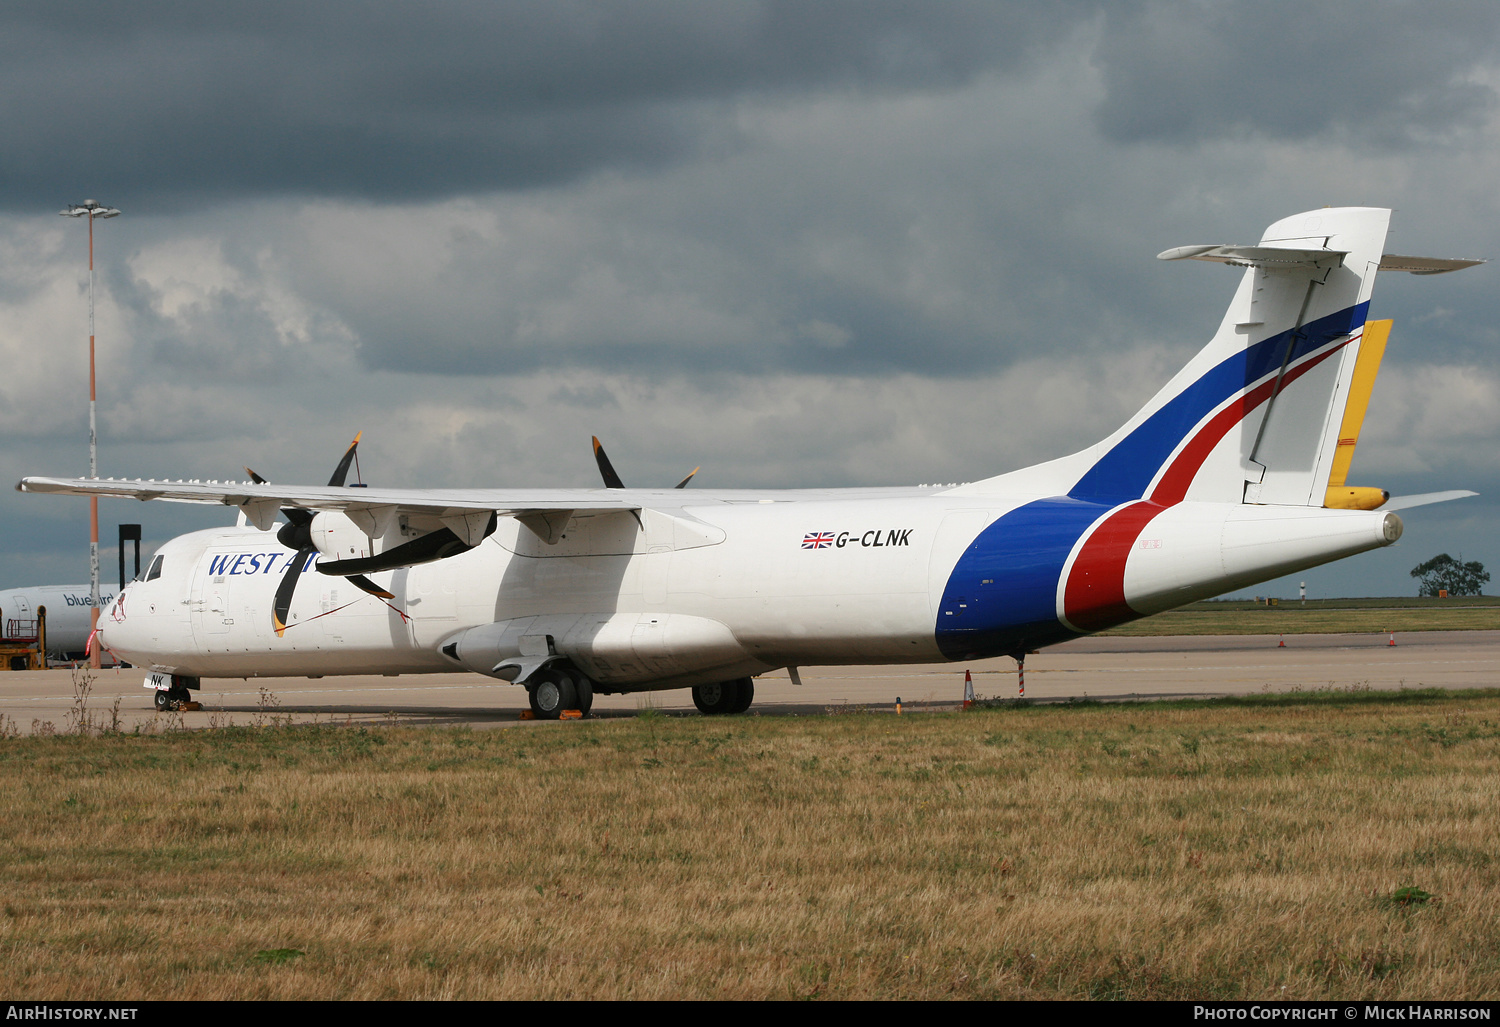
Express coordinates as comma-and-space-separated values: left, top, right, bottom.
1382, 490, 1478, 511
1378, 254, 1485, 275
1156, 244, 1347, 270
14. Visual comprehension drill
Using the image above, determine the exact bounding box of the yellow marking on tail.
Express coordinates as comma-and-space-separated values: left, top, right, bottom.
1324, 319, 1390, 509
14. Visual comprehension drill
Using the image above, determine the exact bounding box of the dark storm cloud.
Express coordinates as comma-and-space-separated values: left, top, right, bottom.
0, 0, 1093, 210
1093, 1, 1500, 145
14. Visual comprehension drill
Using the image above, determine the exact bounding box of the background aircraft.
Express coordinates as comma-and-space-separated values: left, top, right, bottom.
19, 208, 1480, 717
0, 583, 114, 664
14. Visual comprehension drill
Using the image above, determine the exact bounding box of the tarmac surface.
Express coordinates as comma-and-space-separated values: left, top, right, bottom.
2, 629, 1495, 733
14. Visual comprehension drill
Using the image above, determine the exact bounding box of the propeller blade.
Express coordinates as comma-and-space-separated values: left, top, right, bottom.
327, 431, 362, 487
272, 546, 315, 636
674, 467, 700, 489
592, 435, 627, 489
263, 434, 376, 634
344, 574, 395, 600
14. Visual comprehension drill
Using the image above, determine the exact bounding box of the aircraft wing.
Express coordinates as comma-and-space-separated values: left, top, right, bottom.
16, 475, 639, 545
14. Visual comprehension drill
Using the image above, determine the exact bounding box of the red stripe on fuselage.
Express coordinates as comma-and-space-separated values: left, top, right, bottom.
1061, 499, 1165, 632
1147, 340, 1351, 506
1062, 339, 1353, 630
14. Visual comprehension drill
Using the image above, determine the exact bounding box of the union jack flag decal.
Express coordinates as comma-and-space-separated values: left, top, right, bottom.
802, 531, 836, 549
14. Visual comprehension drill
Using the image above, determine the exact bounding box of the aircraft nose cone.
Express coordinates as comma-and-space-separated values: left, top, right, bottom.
97, 587, 132, 653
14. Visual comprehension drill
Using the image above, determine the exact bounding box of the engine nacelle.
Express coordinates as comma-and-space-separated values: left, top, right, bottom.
310, 512, 385, 563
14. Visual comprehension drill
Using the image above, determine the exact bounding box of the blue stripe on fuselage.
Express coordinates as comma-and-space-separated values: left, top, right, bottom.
934, 496, 1112, 660
934, 301, 1366, 658
1069, 302, 1366, 501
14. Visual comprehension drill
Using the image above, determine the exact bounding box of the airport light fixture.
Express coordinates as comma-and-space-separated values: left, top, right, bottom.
59, 199, 121, 668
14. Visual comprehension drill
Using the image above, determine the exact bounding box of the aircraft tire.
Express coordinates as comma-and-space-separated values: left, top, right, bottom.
528, 670, 577, 720
153, 689, 170, 712
729, 678, 754, 714
692, 680, 742, 715
574, 675, 594, 717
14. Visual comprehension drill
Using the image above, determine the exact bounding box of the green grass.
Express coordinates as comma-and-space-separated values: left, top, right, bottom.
1103, 595, 1500, 635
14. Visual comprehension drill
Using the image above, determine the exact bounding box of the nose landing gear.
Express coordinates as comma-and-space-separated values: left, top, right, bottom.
152, 684, 198, 712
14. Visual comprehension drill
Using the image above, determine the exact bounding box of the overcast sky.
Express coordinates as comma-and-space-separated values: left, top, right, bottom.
3, 1, 1499, 598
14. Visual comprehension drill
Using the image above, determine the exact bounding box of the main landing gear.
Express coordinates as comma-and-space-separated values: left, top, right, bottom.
527, 665, 594, 720
153, 685, 194, 712
691, 677, 754, 715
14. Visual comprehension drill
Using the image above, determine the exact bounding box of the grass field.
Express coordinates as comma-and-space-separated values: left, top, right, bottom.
2, 689, 1498, 999
1104, 595, 1500, 636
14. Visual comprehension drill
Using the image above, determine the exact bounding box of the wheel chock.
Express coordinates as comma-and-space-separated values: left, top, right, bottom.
519, 710, 536, 720
181, 701, 202, 712
560, 709, 583, 720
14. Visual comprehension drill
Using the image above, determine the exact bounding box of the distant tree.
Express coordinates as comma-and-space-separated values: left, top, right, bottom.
1410, 554, 1489, 597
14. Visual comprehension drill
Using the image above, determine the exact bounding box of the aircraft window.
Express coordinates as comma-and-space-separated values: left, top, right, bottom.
145, 555, 163, 582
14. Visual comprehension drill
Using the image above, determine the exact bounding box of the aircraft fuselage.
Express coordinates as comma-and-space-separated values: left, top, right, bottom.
98, 487, 1399, 690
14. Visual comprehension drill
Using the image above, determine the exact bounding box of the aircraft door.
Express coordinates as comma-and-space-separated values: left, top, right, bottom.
406, 563, 457, 648
6, 595, 30, 643
189, 552, 234, 651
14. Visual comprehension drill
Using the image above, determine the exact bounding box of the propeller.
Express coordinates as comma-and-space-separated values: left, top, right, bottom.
591, 435, 699, 490
591, 436, 626, 489
262, 433, 394, 637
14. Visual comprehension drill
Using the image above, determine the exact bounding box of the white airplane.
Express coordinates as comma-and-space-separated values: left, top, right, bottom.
17, 207, 1483, 716
0, 583, 116, 664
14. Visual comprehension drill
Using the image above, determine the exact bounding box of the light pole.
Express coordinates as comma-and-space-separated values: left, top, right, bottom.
60, 199, 120, 668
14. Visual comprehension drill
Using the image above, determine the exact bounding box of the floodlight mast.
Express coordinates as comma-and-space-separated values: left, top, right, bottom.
59, 199, 121, 668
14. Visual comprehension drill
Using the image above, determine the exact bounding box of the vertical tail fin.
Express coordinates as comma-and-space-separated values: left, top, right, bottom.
960, 207, 1480, 506
937, 209, 1481, 659
1070, 206, 1392, 507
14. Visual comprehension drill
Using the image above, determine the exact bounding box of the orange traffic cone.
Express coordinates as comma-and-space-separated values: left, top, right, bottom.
1388, 631, 1397, 647
1278, 634, 1286, 648
963, 669, 975, 710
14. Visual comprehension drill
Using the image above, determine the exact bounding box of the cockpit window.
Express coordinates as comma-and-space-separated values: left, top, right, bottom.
145, 555, 164, 582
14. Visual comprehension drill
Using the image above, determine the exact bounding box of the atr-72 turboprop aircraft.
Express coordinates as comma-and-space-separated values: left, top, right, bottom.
18, 208, 1482, 717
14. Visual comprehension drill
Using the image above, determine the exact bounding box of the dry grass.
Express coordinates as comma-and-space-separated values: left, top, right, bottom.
2, 691, 1499, 999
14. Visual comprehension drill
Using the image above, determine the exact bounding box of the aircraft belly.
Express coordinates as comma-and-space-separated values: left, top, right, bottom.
712, 593, 937, 664
162, 647, 447, 678
564, 612, 762, 685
